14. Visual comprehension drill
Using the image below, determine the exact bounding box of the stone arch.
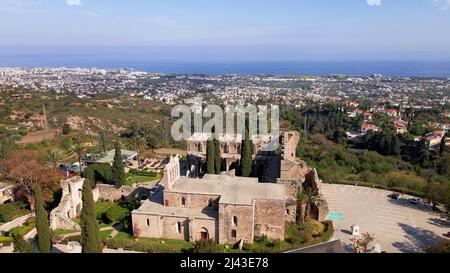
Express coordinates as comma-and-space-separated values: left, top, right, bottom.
199, 227, 209, 240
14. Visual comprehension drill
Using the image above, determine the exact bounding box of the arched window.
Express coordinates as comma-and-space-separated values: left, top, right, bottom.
146, 219, 150, 227
232, 216, 238, 226
181, 197, 186, 207
231, 229, 237, 238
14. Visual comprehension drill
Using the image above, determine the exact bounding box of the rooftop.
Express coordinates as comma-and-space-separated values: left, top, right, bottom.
82, 149, 137, 164
133, 199, 218, 220
168, 174, 286, 205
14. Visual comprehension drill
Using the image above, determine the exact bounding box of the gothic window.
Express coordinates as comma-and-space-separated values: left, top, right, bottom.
181, 197, 186, 207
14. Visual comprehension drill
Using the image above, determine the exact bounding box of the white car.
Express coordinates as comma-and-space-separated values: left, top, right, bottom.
410, 197, 421, 205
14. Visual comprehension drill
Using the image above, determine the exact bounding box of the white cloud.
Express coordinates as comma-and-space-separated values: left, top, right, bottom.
367, 0, 382, 6
433, 0, 450, 10
66, 0, 80, 6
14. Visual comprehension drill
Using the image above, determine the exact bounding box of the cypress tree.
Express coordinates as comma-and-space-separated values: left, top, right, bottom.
239, 119, 253, 177
111, 142, 125, 188
35, 185, 52, 253
214, 138, 221, 174
80, 179, 102, 253
100, 131, 107, 153
440, 134, 447, 155
206, 139, 215, 174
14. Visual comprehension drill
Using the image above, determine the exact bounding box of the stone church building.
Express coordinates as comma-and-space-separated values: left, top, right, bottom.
132, 131, 329, 244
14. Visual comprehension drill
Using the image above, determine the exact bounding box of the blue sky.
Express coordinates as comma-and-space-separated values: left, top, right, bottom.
0, 0, 450, 61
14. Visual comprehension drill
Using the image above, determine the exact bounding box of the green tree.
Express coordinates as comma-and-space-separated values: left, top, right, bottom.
62, 123, 71, 135
111, 142, 125, 188
145, 135, 158, 152
214, 138, 221, 174
206, 139, 215, 174
437, 153, 450, 176
296, 188, 318, 227
43, 148, 64, 170
0, 139, 13, 160
99, 131, 107, 153
440, 134, 447, 155
80, 179, 102, 253
239, 136, 253, 177
35, 185, 52, 253
71, 141, 85, 176
126, 136, 146, 169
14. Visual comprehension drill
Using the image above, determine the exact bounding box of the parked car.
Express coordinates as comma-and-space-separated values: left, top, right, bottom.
388, 193, 400, 200
410, 197, 421, 205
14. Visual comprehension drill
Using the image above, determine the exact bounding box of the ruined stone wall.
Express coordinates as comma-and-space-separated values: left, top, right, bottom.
285, 201, 297, 223
254, 199, 285, 241
0, 185, 14, 204
163, 191, 220, 210
218, 203, 254, 244
96, 184, 151, 202
279, 160, 309, 181
161, 156, 181, 190
96, 184, 135, 201
278, 179, 303, 200
281, 132, 300, 161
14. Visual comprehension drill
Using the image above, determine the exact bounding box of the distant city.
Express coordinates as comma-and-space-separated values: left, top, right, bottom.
1, 67, 448, 108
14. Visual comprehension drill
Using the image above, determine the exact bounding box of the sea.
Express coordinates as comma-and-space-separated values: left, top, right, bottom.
1, 56, 450, 77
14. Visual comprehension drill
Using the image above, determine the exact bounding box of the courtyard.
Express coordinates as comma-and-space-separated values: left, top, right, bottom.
322, 184, 450, 253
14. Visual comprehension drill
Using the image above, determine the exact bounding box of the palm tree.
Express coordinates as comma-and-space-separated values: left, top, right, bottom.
42, 148, 64, 170
126, 136, 146, 169
296, 187, 318, 227
145, 135, 158, 153
70, 142, 85, 176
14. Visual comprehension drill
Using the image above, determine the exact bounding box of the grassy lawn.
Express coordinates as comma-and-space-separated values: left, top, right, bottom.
105, 220, 334, 253
113, 231, 133, 240
8, 223, 36, 238
53, 229, 78, 236
124, 174, 162, 186
0, 202, 31, 224
106, 231, 193, 253
99, 229, 114, 240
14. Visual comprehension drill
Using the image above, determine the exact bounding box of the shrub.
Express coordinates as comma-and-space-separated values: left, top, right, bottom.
25, 216, 36, 225
0, 236, 14, 244
8, 223, 36, 239
129, 169, 159, 177
426, 240, 450, 253
84, 163, 113, 185
0, 202, 29, 223
305, 219, 325, 236
104, 206, 130, 223
289, 230, 313, 245
66, 235, 82, 243
192, 239, 223, 253
12, 234, 34, 253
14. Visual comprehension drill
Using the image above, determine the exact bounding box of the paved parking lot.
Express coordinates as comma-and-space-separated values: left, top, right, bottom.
322, 184, 450, 253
